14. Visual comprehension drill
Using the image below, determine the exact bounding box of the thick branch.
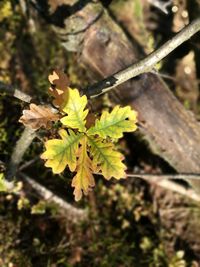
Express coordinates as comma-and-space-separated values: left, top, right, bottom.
86, 18, 200, 98
19, 172, 88, 222
3, 171, 87, 222
6, 128, 36, 181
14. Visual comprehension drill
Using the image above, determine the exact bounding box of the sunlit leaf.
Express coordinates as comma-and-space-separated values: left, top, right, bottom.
39, 76, 138, 201
88, 137, 127, 180
72, 136, 95, 201
87, 105, 137, 139
41, 129, 83, 173
61, 89, 88, 132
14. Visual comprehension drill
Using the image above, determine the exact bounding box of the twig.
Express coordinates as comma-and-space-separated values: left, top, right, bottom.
19, 156, 40, 171
19, 172, 88, 222
6, 127, 37, 181
126, 173, 200, 181
94, 172, 200, 202
0, 81, 32, 103
126, 173, 200, 202
86, 18, 200, 98
134, 174, 200, 202
150, 70, 177, 81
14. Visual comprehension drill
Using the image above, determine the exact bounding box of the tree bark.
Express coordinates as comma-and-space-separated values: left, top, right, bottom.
30, 0, 200, 188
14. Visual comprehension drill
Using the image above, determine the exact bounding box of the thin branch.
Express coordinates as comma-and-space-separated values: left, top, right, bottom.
0, 81, 32, 103
19, 172, 88, 222
150, 70, 177, 81
126, 173, 200, 202
6, 127, 37, 181
86, 18, 200, 98
126, 173, 200, 181
19, 157, 40, 171
94, 172, 200, 202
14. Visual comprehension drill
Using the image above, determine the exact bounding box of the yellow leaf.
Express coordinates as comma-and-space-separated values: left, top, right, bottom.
72, 136, 95, 201
41, 129, 83, 173
88, 137, 127, 180
87, 105, 137, 139
61, 89, 88, 132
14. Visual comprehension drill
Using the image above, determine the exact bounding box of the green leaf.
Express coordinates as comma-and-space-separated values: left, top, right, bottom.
60, 89, 88, 132
72, 136, 95, 201
87, 105, 137, 139
88, 136, 126, 180
41, 129, 83, 173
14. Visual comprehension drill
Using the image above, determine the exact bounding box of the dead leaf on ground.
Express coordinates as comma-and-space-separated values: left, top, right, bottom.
19, 103, 59, 130
48, 70, 69, 108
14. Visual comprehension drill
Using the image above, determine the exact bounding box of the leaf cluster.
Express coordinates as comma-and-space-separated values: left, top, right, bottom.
20, 71, 138, 201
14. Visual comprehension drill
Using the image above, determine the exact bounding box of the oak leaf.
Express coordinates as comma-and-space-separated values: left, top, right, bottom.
48, 70, 69, 108
87, 105, 137, 139
41, 129, 83, 173
72, 136, 95, 201
61, 89, 88, 132
88, 136, 127, 180
19, 103, 59, 130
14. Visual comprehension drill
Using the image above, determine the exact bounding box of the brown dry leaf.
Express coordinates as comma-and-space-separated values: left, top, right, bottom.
19, 103, 59, 130
48, 70, 69, 108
